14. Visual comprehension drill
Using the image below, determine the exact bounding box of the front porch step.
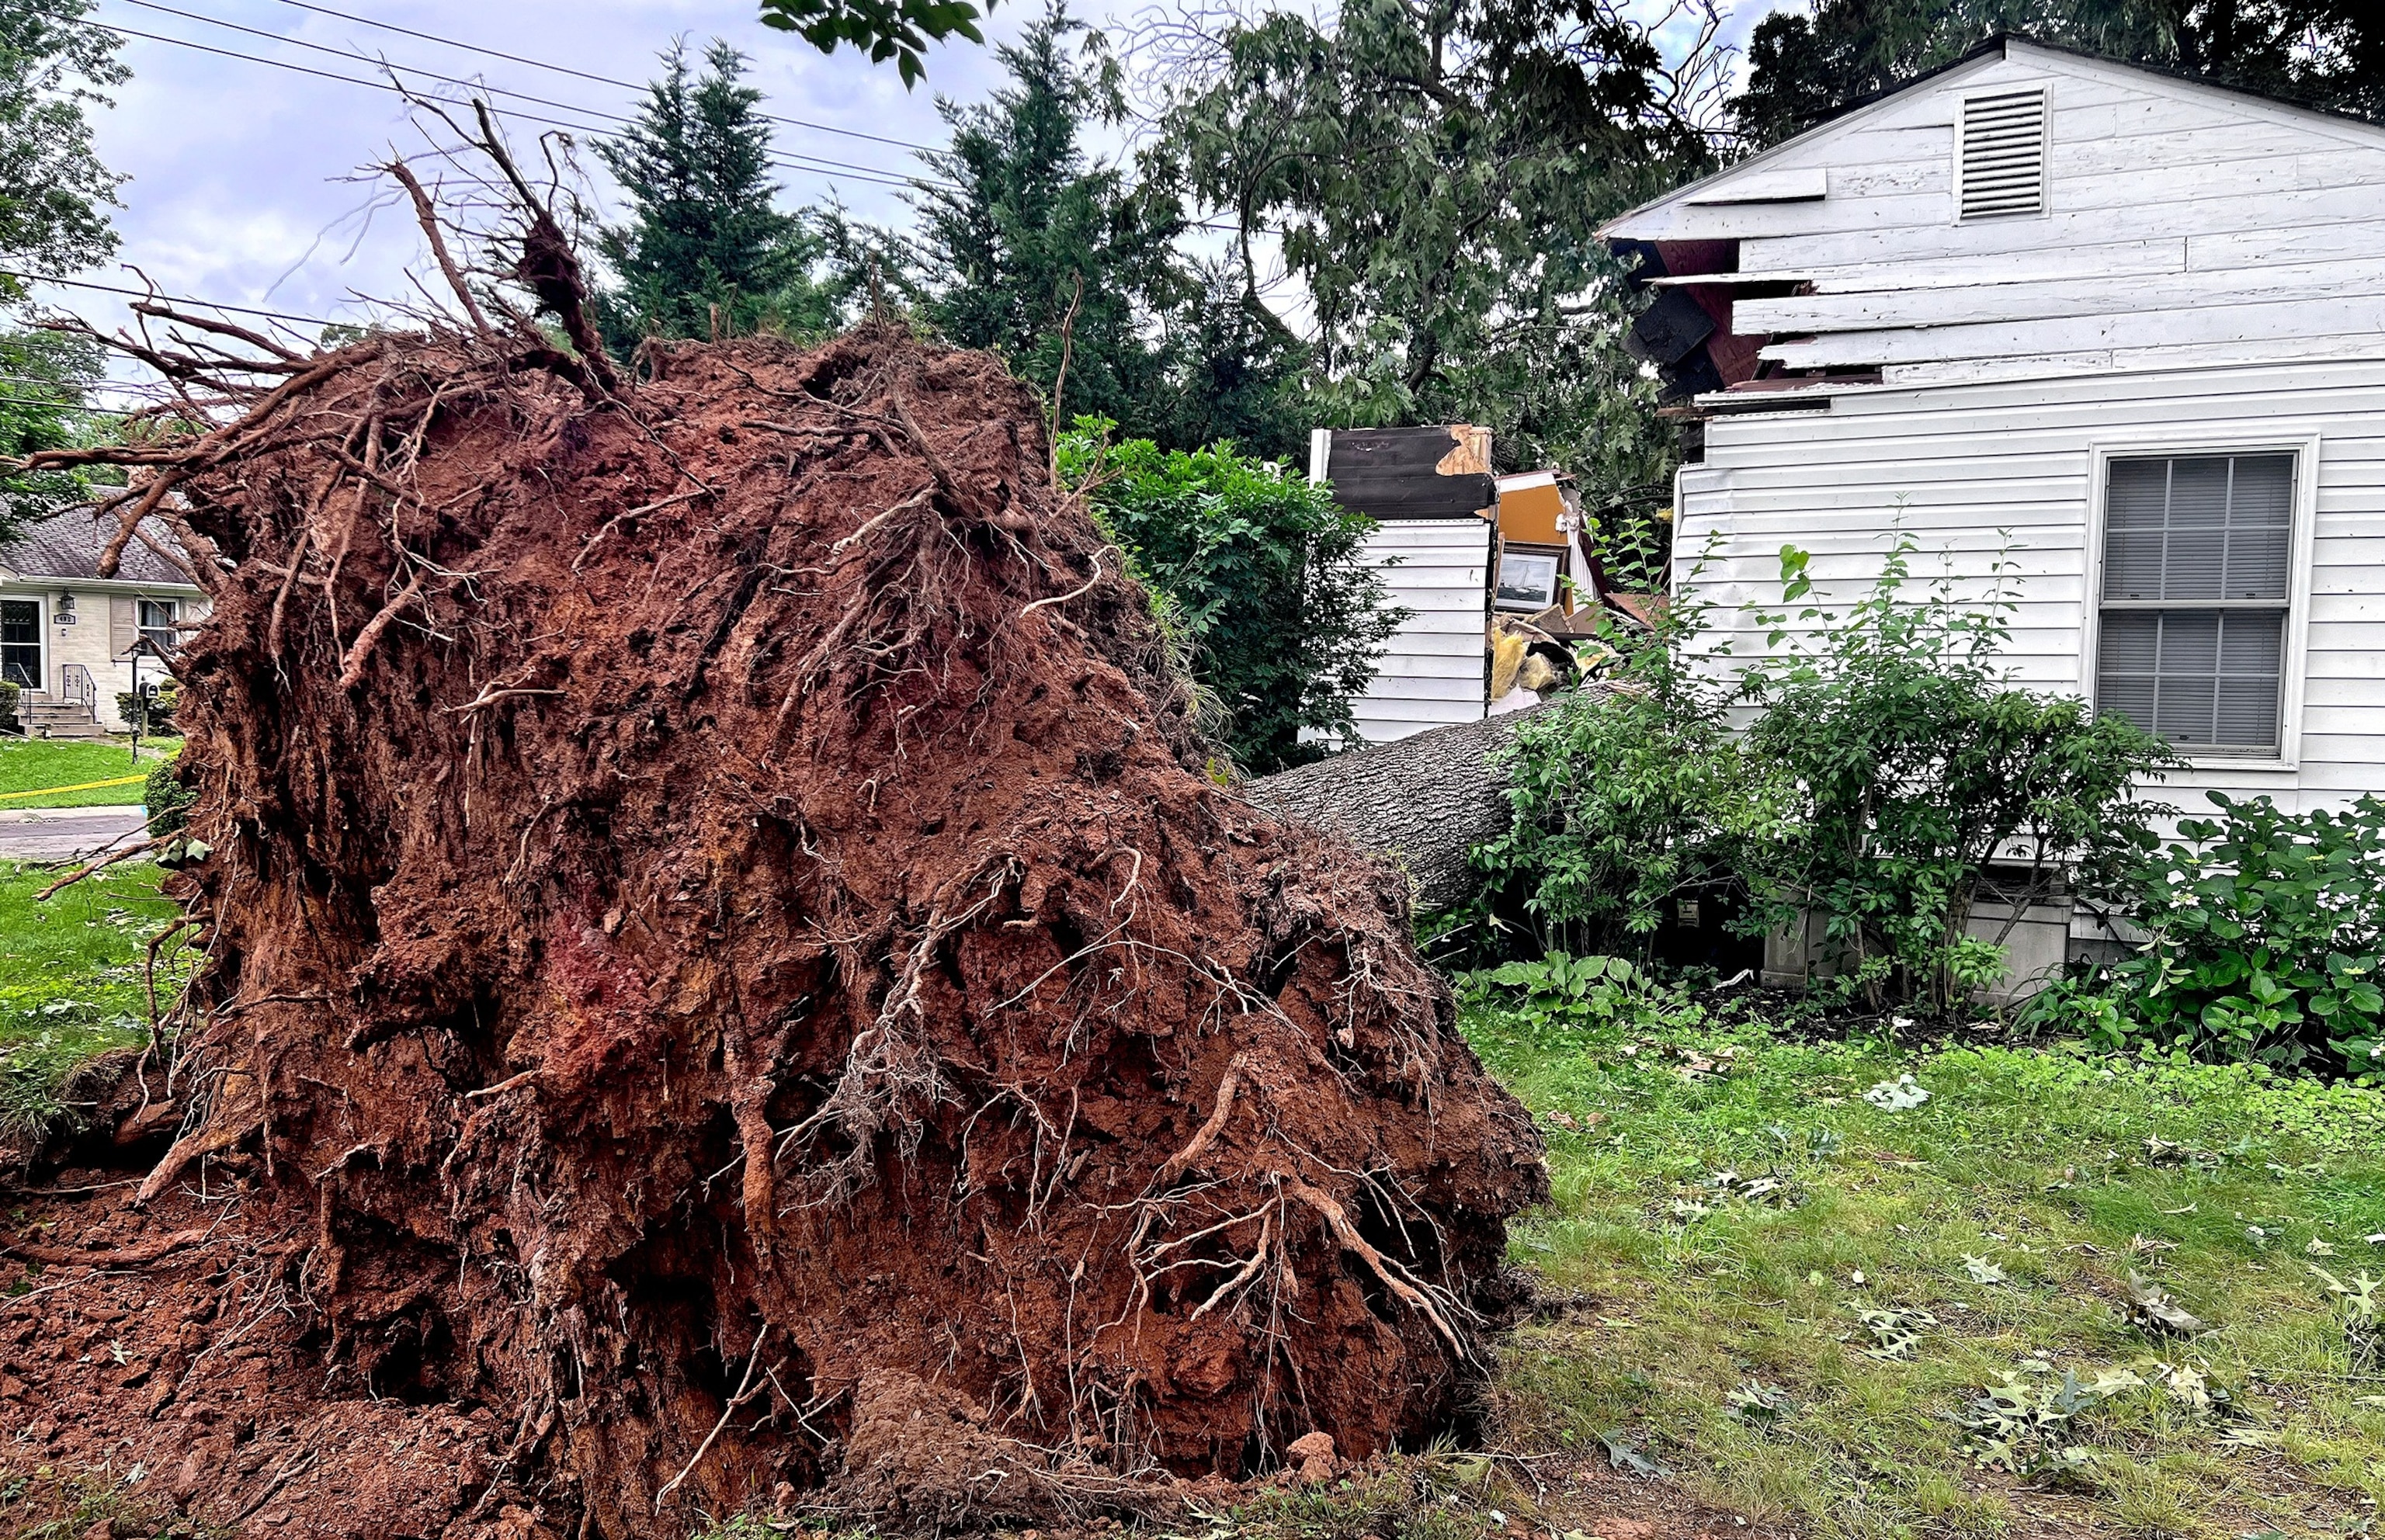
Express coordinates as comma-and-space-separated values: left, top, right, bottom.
12, 697, 109, 740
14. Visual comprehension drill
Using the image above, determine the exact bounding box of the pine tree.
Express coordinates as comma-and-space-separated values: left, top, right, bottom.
909, 3, 1188, 439
595, 40, 837, 352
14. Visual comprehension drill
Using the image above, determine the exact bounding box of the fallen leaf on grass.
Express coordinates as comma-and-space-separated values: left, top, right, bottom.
1963, 1254, 2011, 1285
2126, 1272, 2206, 1335
1863, 1076, 1930, 1111
1856, 1305, 1937, 1359
1727, 1381, 1796, 1427
1595, 1430, 1670, 1479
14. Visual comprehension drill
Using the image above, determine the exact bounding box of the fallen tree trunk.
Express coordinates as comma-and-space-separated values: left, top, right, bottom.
1245, 699, 1583, 911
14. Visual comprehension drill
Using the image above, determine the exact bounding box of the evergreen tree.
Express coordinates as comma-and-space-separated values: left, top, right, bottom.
595, 40, 838, 352
908, 4, 1189, 441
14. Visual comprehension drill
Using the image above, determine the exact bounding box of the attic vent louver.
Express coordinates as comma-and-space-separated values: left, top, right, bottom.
1958, 87, 2048, 220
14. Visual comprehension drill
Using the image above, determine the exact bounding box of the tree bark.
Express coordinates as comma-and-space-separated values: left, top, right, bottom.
1244, 701, 1560, 912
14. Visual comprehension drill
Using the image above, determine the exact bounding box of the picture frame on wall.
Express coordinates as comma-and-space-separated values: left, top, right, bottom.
1495, 544, 1564, 611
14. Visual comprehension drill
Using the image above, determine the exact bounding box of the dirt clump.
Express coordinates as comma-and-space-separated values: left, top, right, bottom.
2, 293, 1544, 1535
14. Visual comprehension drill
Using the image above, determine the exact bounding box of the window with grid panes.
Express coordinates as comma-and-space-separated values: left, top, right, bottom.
2095, 453, 2293, 754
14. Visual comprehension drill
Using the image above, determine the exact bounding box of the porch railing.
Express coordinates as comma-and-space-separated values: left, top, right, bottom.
59, 662, 96, 717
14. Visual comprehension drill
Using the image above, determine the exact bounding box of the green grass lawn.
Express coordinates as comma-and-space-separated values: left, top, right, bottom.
1467, 990, 2385, 1540
6, 851, 2380, 1540
0, 859, 189, 1143
0, 735, 179, 809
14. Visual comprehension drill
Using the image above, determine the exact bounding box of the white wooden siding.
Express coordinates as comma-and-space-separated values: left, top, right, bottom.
1349, 519, 1489, 744
1602, 40, 2385, 387
1675, 359, 2385, 816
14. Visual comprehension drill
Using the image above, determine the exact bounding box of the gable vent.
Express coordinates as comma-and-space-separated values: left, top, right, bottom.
1958, 87, 2048, 220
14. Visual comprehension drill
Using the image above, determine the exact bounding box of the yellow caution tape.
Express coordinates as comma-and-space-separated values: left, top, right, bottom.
0, 772, 149, 801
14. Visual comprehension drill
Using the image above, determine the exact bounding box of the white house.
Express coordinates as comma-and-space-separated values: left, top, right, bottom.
1601, 33, 2385, 825
0, 510, 206, 736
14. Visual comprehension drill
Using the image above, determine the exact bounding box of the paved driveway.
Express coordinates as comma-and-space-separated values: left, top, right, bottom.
0, 805, 154, 863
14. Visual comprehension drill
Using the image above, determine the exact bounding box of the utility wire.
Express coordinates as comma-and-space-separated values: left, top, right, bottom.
265, 0, 943, 154
2, 269, 342, 328
77, 3, 945, 192
108, 0, 952, 188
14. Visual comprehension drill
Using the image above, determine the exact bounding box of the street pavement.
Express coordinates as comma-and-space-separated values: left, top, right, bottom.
0, 806, 154, 863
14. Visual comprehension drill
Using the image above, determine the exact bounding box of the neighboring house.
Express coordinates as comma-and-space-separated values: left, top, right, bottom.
0, 509, 207, 737
1599, 33, 2385, 991
1311, 425, 1499, 744
1309, 427, 1599, 743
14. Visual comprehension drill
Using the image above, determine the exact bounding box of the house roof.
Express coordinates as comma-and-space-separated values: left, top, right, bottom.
1601, 33, 2385, 241
0, 508, 203, 589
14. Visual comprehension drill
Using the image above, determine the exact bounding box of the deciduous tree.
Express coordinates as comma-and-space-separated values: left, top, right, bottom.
0, 0, 126, 539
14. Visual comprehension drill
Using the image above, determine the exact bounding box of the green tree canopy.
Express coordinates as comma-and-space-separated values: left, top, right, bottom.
1734, 0, 2385, 147
1150, 0, 1724, 503
0, 0, 126, 541
595, 39, 841, 352
758, 0, 994, 88
0, 0, 126, 290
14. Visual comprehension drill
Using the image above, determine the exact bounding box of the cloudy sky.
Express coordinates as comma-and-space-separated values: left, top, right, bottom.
47, 0, 1784, 399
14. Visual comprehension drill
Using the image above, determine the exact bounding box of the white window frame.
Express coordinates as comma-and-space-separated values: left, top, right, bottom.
0, 591, 48, 694
2079, 433, 2320, 772
136, 595, 180, 654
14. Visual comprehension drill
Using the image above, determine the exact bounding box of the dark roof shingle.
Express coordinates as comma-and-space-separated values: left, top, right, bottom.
0, 509, 200, 588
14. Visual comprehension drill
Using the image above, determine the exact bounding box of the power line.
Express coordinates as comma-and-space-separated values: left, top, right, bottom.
76, 2, 943, 192
266, 0, 943, 155
2, 269, 340, 328
107, 0, 948, 189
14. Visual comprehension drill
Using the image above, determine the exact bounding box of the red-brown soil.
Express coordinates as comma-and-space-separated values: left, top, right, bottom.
2, 326, 1544, 1538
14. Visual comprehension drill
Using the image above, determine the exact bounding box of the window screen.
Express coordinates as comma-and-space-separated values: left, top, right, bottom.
2095, 454, 2293, 754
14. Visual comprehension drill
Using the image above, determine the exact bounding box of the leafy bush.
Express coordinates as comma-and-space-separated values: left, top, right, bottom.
115, 678, 177, 734
1058, 419, 1404, 772
1456, 951, 1675, 1044
144, 751, 194, 841
1741, 536, 2176, 1012
0, 678, 16, 732
1474, 608, 1786, 958
2102, 793, 2385, 1078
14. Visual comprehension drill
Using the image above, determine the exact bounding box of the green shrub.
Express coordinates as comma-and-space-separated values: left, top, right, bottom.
0, 678, 16, 731
1741, 536, 2176, 1013
116, 678, 178, 733
144, 751, 194, 840
1474, 606, 1787, 958
1455, 950, 1680, 1045
1058, 418, 1404, 772
2102, 793, 2385, 1078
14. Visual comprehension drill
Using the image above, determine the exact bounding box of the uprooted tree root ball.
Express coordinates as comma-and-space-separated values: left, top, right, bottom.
2, 232, 1544, 1532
